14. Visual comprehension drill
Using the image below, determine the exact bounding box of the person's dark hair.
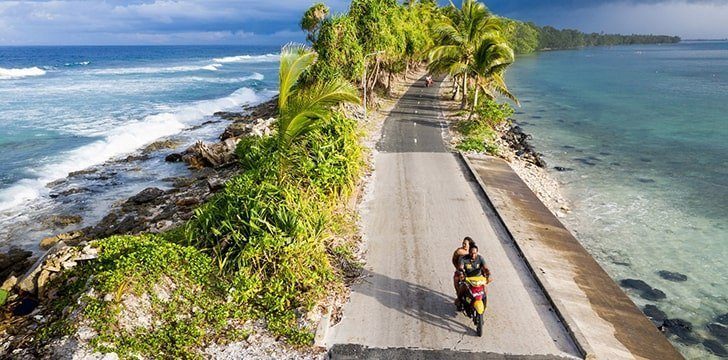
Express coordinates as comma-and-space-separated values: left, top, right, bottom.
470, 244, 479, 252
463, 236, 476, 248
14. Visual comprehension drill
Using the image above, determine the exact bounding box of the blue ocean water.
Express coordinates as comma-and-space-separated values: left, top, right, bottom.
507, 41, 727, 358
0, 46, 279, 245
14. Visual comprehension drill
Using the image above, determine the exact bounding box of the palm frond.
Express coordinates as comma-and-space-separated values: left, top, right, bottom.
279, 43, 317, 111
491, 73, 519, 106
279, 78, 359, 148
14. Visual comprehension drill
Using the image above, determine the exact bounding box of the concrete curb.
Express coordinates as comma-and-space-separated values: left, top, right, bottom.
458, 152, 594, 360
314, 304, 332, 348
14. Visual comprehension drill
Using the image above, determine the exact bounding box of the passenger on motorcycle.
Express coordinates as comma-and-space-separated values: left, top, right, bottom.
456, 245, 491, 309
452, 237, 475, 296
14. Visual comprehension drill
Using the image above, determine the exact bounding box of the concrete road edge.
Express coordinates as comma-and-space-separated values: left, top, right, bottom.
458, 152, 594, 359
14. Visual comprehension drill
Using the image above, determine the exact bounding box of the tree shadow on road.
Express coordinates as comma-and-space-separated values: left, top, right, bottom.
353, 269, 477, 336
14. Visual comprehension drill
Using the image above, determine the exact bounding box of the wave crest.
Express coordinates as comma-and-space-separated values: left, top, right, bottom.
0, 67, 47, 80
212, 54, 279, 63
91, 63, 222, 75
64, 61, 91, 66
0, 87, 262, 212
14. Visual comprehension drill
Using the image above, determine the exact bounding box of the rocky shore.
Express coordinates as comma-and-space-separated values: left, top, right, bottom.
34, 98, 277, 252
0, 64, 411, 357
0, 97, 295, 357
490, 122, 573, 218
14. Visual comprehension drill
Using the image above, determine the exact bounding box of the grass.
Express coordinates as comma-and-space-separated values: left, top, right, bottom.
37, 110, 366, 358
454, 98, 513, 155
40, 235, 240, 359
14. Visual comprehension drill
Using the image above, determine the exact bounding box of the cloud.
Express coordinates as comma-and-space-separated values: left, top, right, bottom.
0, 0, 726, 45
487, 0, 728, 38
0, 0, 350, 45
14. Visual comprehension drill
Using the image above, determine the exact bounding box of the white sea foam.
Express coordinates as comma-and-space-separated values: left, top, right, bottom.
0, 67, 47, 80
187, 72, 265, 84
64, 61, 91, 66
0, 87, 261, 212
91, 63, 222, 75
212, 54, 279, 63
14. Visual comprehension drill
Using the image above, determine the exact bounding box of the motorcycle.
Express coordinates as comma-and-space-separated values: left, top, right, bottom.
458, 274, 489, 336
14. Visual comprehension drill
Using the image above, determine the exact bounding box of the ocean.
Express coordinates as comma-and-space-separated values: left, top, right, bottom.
1, 42, 726, 358
0, 45, 279, 248
506, 41, 728, 358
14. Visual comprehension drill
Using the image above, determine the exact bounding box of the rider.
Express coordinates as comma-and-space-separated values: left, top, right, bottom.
452, 237, 474, 295
459, 244, 491, 279
456, 244, 491, 309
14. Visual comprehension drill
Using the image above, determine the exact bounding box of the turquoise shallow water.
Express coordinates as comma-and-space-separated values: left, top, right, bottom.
507, 41, 727, 358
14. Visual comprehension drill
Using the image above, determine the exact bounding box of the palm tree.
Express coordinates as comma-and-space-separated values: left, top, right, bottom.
276, 44, 360, 178
467, 36, 517, 119
427, 0, 514, 110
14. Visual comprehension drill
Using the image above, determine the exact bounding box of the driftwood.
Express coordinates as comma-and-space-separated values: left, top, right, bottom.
181, 118, 275, 169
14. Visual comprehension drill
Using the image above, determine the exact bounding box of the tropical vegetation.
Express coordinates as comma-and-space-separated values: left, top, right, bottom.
27, 1, 683, 358
502, 20, 681, 54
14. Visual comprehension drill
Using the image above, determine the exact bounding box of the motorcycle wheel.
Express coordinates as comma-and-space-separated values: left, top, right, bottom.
475, 313, 483, 337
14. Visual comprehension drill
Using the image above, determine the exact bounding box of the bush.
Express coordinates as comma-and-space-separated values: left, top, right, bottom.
474, 98, 514, 127
455, 99, 512, 155
184, 110, 365, 343
43, 235, 239, 359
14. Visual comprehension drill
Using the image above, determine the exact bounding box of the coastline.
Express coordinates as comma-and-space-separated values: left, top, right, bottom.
438, 83, 571, 219
439, 81, 685, 358
0, 65, 423, 358
0, 96, 288, 357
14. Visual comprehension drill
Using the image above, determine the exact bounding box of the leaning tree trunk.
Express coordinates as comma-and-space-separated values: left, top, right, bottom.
461, 73, 468, 109
367, 59, 381, 104
451, 76, 459, 100
468, 87, 479, 121
387, 71, 393, 96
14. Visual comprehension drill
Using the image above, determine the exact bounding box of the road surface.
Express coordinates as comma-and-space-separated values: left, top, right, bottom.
324, 78, 582, 359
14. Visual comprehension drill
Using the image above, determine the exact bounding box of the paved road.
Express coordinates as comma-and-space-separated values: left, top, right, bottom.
324, 78, 581, 358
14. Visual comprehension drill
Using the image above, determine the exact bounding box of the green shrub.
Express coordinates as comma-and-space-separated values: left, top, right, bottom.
455, 99, 511, 155
474, 98, 514, 127
184, 110, 364, 343
42, 235, 239, 359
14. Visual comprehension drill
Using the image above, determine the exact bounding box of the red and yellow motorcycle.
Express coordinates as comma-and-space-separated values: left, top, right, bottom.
458, 274, 489, 336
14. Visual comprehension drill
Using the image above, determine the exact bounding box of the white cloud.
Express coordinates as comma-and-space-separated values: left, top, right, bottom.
0, 0, 339, 45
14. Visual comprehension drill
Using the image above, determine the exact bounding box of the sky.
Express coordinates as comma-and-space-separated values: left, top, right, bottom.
0, 0, 726, 46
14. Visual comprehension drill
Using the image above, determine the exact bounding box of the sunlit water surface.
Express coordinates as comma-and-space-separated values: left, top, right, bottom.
507, 41, 727, 358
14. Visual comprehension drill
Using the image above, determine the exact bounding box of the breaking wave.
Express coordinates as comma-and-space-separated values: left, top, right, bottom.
91, 63, 222, 75
0, 67, 47, 80
64, 61, 91, 66
0, 87, 261, 212
212, 54, 280, 64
